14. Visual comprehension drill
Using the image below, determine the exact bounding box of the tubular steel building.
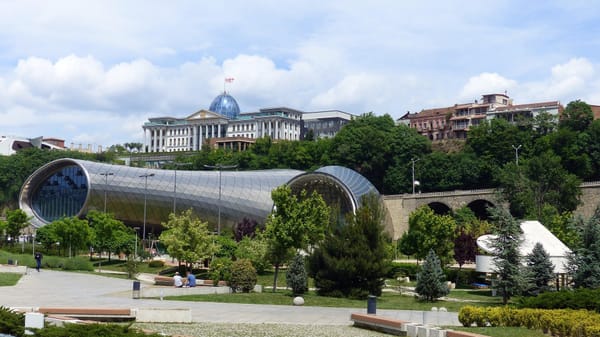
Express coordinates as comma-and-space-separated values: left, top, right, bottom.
19, 159, 379, 235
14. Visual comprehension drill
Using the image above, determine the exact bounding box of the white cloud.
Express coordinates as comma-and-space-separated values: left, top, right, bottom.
460, 73, 517, 101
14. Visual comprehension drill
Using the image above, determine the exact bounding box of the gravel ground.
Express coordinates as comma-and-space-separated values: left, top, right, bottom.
133, 322, 390, 337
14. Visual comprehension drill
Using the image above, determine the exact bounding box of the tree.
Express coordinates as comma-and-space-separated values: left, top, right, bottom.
159, 209, 219, 269
415, 249, 450, 301
5, 209, 29, 244
308, 193, 392, 299
398, 206, 456, 264
235, 235, 270, 274
46, 216, 94, 257
87, 210, 133, 261
568, 206, 600, 289
454, 231, 477, 271
264, 185, 330, 292
233, 217, 260, 242
488, 207, 524, 304
286, 253, 308, 295
524, 242, 554, 295
559, 100, 593, 132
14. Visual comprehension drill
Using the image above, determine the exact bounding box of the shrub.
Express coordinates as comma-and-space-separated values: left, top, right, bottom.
148, 260, 164, 268
229, 259, 257, 293
235, 236, 270, 274
517, 288, 600, 312
209, 257, 232, 286
286, 254, 308, 295
33, 323, 163, 336
62, 257, 94, 271
0, 306, 24, 337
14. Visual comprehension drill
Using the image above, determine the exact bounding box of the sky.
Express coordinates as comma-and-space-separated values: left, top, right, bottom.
1, 1, 600, 149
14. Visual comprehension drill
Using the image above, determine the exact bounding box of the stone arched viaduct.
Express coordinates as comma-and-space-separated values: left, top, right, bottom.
382, 181, 600, 241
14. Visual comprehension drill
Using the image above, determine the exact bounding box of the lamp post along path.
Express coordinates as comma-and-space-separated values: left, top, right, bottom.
139, 173, 155, 247
204, 164, 237, 235
411, 158, 420, 195
99, 172, 114, 212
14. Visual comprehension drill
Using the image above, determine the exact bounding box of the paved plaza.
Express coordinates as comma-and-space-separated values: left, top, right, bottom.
0, 268, 459, 326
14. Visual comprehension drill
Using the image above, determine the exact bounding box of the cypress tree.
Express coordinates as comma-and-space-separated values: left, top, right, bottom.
415, 249, 449, 301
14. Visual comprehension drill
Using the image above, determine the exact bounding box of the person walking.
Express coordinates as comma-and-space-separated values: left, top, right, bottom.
34, 252, 43, 272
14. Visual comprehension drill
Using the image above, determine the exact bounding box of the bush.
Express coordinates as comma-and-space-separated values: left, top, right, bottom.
62, 257, 94, 271
32, 323, 163, 336
444, 268, 482, 286
517, 288, 600, 312
229, 259, 257, 293
387, 262, 420, 280
209, 257, 232, 285
148, 260, 164, 268
286, 254, 308, 295
0, 306, 24, 337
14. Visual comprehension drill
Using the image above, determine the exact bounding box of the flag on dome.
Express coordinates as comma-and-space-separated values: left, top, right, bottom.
225, 77, 235, 83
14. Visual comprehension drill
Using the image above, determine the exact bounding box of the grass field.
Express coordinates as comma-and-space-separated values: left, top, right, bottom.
0, 272, 22, 286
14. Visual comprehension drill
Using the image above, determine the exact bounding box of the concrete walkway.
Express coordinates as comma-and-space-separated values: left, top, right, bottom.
0, 269, 460, 325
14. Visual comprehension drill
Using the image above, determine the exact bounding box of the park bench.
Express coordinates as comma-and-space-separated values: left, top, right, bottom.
350, 313, 407, 336
37, 307, 134, 322
153, 275, 227, 286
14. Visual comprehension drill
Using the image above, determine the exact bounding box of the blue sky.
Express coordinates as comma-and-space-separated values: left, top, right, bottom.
1, 1, 599, 149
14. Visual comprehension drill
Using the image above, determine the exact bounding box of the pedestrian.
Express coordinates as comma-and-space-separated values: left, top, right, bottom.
34, 252, 43, 272
173, 272, 183, 287
186, 271, 196, 287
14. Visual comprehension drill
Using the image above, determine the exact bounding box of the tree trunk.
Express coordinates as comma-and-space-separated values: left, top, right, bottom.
273, 263, 280, 293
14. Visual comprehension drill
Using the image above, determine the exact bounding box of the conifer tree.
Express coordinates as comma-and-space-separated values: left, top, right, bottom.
308, 193, 392, 299
525, 242, 554, 295
488, 206, 524, 304
415, 249, 449, 301
286, 253, 308, 295
569, 205, 600, 288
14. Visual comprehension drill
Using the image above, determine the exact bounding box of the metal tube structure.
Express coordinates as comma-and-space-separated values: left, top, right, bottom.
204, 164, 237, 235
139, 173, 155, 246
99, 172, 114, 212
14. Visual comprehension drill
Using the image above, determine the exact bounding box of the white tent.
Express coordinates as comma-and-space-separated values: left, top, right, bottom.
476, 220, 572, 273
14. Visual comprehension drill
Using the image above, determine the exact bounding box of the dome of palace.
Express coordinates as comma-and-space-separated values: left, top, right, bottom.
208, 92, 240, 119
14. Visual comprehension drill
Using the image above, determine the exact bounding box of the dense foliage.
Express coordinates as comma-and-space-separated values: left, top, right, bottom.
568, 206, 600, 289
517, 288, 600, 312
0, 306, 24, 337
308, 193, 392, 299
228, 258, 257, 293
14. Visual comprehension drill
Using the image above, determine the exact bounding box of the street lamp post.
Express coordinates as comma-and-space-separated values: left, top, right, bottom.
99, 172, 114, 212
204, 164, 237, 235
139, 173, 155, 247
134, 227, 140, 260
411, 158, 420, 195
512, 144, 522, 166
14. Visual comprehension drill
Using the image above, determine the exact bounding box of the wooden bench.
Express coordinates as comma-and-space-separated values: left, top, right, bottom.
350, 313, 407, 336
38, 307, 134, 322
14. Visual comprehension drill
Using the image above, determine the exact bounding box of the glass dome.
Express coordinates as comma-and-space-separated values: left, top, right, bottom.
209, 92, 241, 119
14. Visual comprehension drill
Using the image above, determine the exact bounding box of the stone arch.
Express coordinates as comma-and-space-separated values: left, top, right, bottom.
467, 199, 495, 220
427, 201, 451, 215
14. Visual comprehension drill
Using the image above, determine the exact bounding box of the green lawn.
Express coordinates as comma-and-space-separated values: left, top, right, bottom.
0, 272, 22, 286
164, 289, 502, 311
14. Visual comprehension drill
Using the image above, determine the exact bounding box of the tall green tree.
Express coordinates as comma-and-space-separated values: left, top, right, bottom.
559, 99, 593, 132
264, 185, 330, 291
398, 205, 456, 264
415, 249, 450, 301
87, 210, 133, 261
488, 207, 524, 304
308, 193, 392, 299
568, 206, 600, 289
46, 216, 94, 257
159, 209, 219, 269
5, 209, 30, 244
524, 242, 554, 295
